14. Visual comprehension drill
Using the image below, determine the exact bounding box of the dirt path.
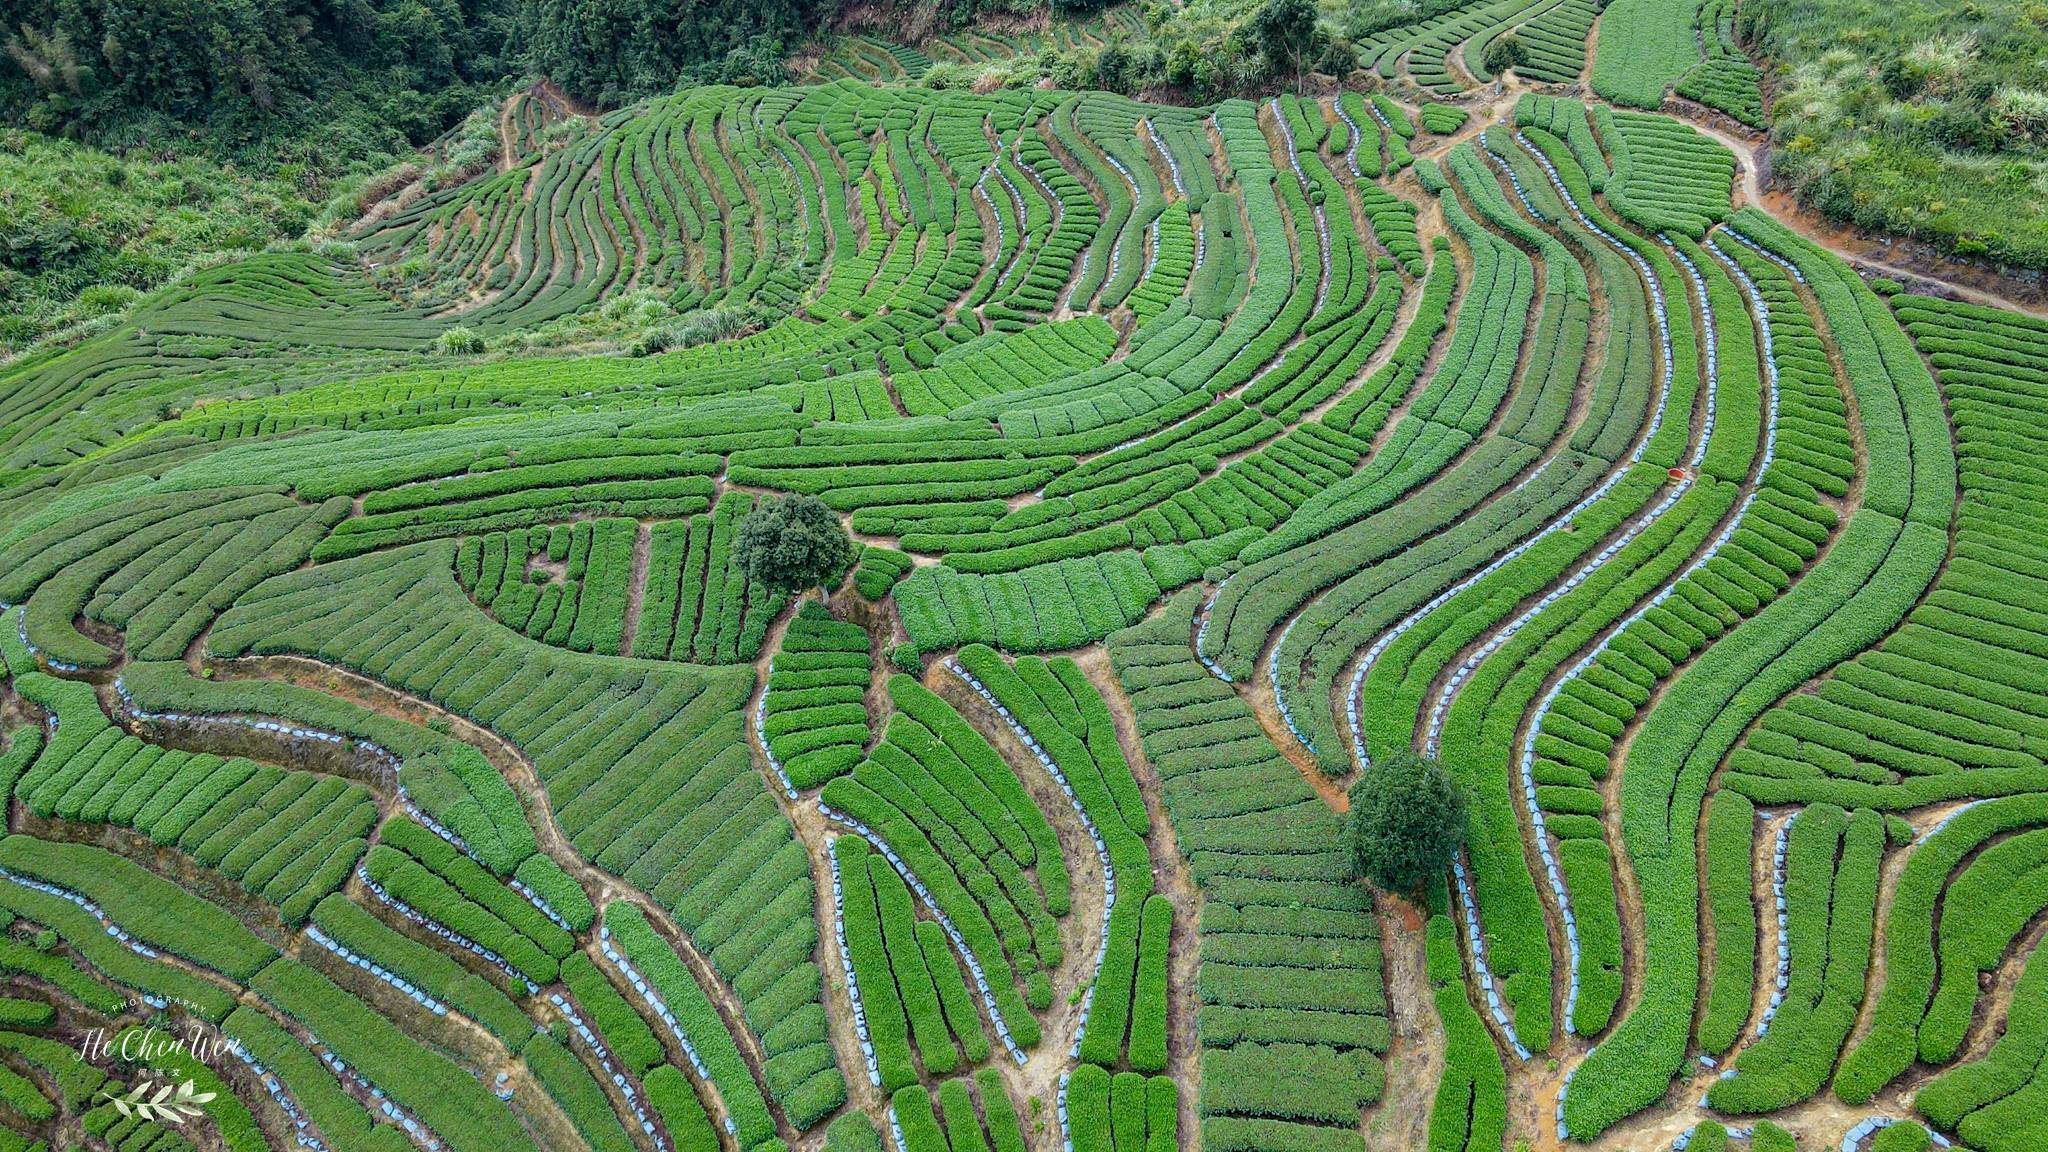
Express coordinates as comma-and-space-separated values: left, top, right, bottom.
1523, 184, 1891, 1151
754, 597, 1173, 1150
744, 593, 890, 1140
1214, 152, 1588, 775
498, 91, 522, 173
1237, 650, 1351, 810
1478, 155, 1770, 1086
929, 664, 1112, 1150
1445, 68, 2048, 318
1368, 896, 1446, 1152
1070, 649, 1206, 1148
1245, 90, 1965, 1152
38, 77, 2025, 1152
617, 520, 653, 656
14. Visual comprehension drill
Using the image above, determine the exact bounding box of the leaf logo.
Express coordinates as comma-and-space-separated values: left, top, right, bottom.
98, 1078, 216, 1124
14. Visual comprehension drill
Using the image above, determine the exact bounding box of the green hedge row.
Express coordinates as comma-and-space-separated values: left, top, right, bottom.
1916, 934, 2048, 1150
0, 836, 275, 981
0, 931, 123, 1016
1567, 206, 1954, 1138
1706, 806, 1882, 1112
312, 893, 532, 1048
563, 951, 663, 1071
1063, 1064, 1178, 1152
1697, 792, 1756, 1055
1920, 828, 2048, 1062
1840, 789, 2048, 1101
837, 837, 916, 1092
645, 1065, 721, 1152
852, 546, 913, 599
763, 603, 872, 790
0, 880, 232, 1020
524, 1033, 637, 1152
362, 841, 560, 986
119, 660, 536, 876
1109, 592, 1386, 1147
950, 645, 1161, 1069
255, 956, 537, 1152
211, 542, 839, 1126
13, 672, 372, 923
603, 901, 777, 1147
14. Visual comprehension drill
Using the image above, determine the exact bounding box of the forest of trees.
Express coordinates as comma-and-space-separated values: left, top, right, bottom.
0, 0, 820, 154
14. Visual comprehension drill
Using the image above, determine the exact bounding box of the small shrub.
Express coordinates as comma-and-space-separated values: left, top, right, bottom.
889, 643, 922, 675
435, 325, 485, 355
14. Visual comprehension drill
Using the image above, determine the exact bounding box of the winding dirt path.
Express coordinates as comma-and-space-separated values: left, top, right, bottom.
928, 664, 1113, 1147
1369, 895, 1446, 1152
743, 594, 886, 1140
1070, 649, 1208, 1149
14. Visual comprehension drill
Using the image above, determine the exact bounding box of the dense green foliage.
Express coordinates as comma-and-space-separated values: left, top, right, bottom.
1747, 0, 2048, 265
517, 0, 811, 103
0, 0, 810, 143
0, 130, 332, 349
736, 493, 854, 594
1345, 752, 1466, 896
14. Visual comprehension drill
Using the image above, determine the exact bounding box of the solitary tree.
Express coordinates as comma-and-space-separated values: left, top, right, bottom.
1251, 0, 1319, 92
734, 494, 852, 596
1481, 33, 1528, 79
1345, 751, 1467, 896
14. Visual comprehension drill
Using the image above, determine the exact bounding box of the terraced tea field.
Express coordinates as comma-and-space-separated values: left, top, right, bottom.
800, 9, 1148, 83
0, 11, 2042, 1152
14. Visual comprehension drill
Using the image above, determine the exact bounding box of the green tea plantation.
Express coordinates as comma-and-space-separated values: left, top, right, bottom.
0, 4, 2040, 1152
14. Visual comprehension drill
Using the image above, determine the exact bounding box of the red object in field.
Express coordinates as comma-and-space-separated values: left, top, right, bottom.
1669, 467, 1689, 480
